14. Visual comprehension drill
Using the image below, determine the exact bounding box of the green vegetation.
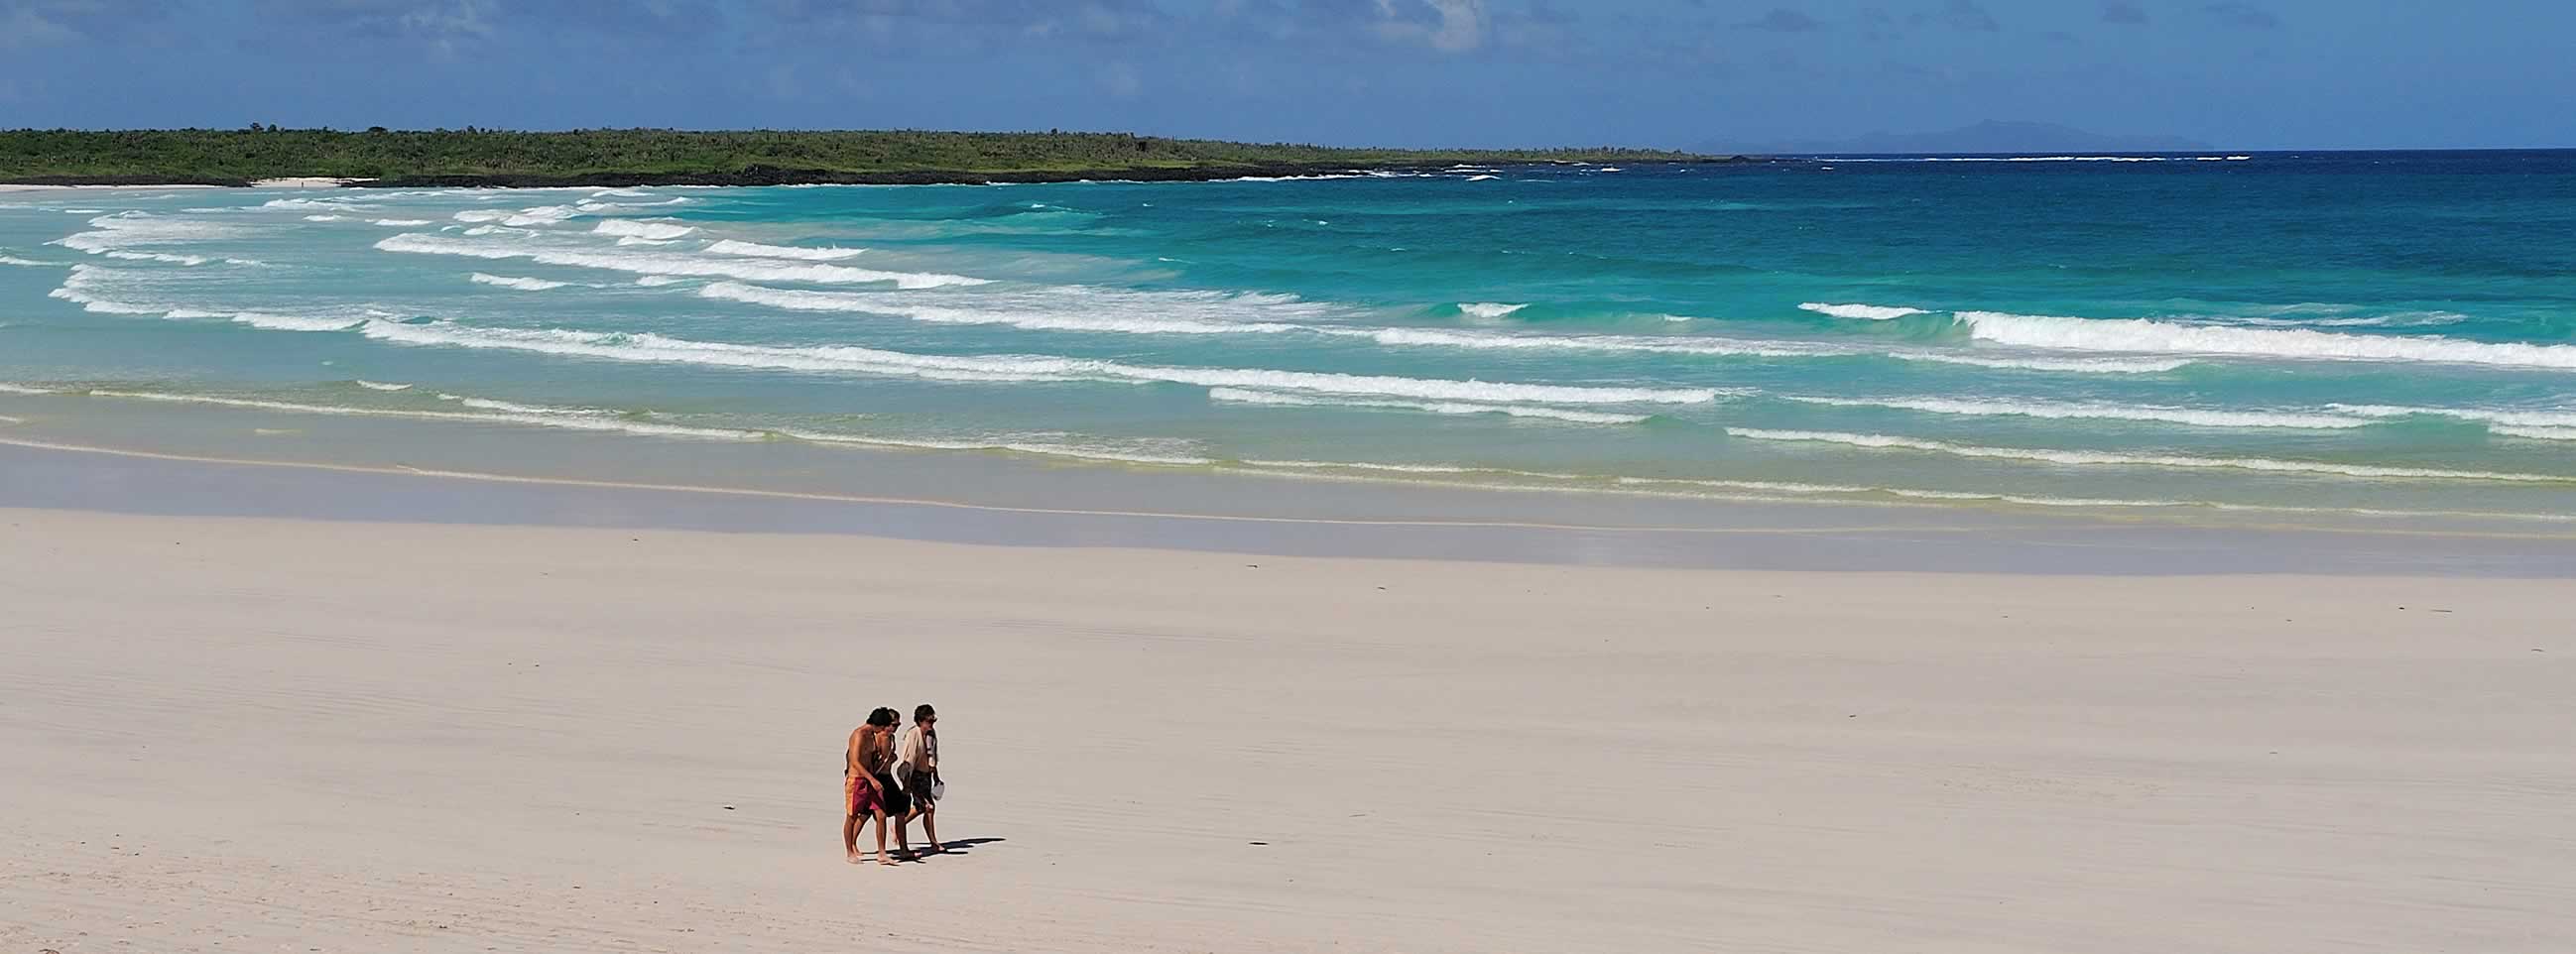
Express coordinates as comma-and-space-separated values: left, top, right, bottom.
0, 128, 1729, 186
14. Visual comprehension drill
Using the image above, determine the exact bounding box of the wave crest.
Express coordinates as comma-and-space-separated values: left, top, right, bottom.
1957, 310, 2576, 370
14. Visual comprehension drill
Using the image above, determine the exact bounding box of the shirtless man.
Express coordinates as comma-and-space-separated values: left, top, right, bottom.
894, 704, 942, 856
843, 707, 901, 866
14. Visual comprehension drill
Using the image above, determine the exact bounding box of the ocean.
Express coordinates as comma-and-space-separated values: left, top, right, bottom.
5, 151, 2574, 527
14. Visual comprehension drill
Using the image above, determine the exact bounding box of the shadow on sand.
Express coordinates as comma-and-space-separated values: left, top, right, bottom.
899, 836, 1005, 864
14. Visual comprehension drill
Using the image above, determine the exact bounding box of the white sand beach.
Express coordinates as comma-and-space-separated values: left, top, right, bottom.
250, 177, 371, 188
4, 505, 2570, 953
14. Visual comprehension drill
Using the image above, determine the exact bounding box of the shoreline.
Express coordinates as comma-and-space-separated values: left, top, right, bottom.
9, 436, 2576, 576
0, 157, 1766, 190
6, 386, 2571, 540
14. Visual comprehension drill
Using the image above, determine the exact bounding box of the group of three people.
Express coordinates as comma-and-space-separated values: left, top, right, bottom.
843, 704, 942, 866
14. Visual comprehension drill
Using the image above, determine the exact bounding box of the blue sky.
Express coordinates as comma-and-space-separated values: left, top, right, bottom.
2, 1, 2568, 149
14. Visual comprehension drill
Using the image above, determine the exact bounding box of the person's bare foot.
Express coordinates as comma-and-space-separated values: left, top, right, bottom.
876, 851, 898, 867
846, 850, 864, 865
920, 843, 944, 855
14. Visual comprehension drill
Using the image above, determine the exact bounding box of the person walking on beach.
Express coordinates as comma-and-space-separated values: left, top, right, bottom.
843, 707, 904, 867
895, 704, 942, 856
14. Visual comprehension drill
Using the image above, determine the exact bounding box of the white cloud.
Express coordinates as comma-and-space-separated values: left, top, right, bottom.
1367, 0, 1484, 52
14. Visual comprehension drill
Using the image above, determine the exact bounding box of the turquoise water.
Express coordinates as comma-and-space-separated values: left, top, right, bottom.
5, 152, 2575, 524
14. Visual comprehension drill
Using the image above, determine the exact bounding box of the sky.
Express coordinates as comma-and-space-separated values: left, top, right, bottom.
2, 0, 2569, 150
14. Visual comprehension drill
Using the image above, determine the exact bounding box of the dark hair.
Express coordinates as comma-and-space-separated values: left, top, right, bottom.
867, 707, 898, 727
914, 704, 936, 722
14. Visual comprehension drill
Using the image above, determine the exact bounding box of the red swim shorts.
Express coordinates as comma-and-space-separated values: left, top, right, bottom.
846, 775, 884, 816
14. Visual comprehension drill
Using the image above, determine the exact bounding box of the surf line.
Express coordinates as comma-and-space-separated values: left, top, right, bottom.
0, 435, 2019, 538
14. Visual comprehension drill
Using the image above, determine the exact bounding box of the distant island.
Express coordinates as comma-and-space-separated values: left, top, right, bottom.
0, 128, 1742, 187
1710, 120, 2214, 156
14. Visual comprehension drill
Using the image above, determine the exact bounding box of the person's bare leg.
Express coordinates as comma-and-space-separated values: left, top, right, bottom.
872, 808, 895, 866
920, 806, 941, 854
843, 812, 863, 864
893, 800, 914, 859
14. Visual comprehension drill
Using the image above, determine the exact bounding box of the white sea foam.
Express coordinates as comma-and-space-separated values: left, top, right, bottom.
80, 389, 765, 440
47, 267, 165, 313
1726, 427, 2570, 483
56, 212, 243, 257
373, 233, 984, 289
2327, 404, 2576, 431
592, 218, 697, 240
635, 275, 688, 287
374, 233, 989, 289
371, 218, 434, 227
1955, 309, 2576, 370
779, 429, 1214, 466
2220, 311, 2469, 329
1206, 387, 1651, 424
354, 380, 413, 391
469, 273, 576, 292
1465, 175, 1500, 181
1240, 458, 1541, 476
303, 214, 348, 222
1458, 302, 1529, 318
614, 237, 678, 246
2494, 425, 2576, 441
323, 317, 1729, 404
1785, 395, 2374, 429
1897, 351, 2192, 374
435, 394, 601, 416
696, 281, 2185, 374
260, 197, 380, 211
502, 204, 579, 227
101, 250, 211, 265
450, 205, 578, 227
1799, 302, 1927, 320
165, 307, 366, 332
0, 383, 55, 395
704, 238, 867, 261
0, 255, 53, 267
697, 282, 1314, 336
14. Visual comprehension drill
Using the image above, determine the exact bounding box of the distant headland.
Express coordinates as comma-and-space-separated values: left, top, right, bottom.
1707, 120, 2214, 156
0, 128, 1753, 187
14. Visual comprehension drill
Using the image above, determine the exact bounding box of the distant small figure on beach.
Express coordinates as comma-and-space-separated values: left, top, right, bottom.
896, 704, 943, 856
843, 707, 910, 866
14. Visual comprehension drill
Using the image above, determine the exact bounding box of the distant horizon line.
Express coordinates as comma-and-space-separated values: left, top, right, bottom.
3, 126, 2570, 155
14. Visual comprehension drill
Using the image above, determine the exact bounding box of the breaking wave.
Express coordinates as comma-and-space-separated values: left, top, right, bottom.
591, 219, 698, 241
469, 273, 580, 292
1784, 395, 2375, 429
1799, 302, 1927, 320
704, 239, 867, 261
1955, 309, 2576, 370
374, 232, 989, 289
1206, 387, 1651, 424
310, 318, 1731, 404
